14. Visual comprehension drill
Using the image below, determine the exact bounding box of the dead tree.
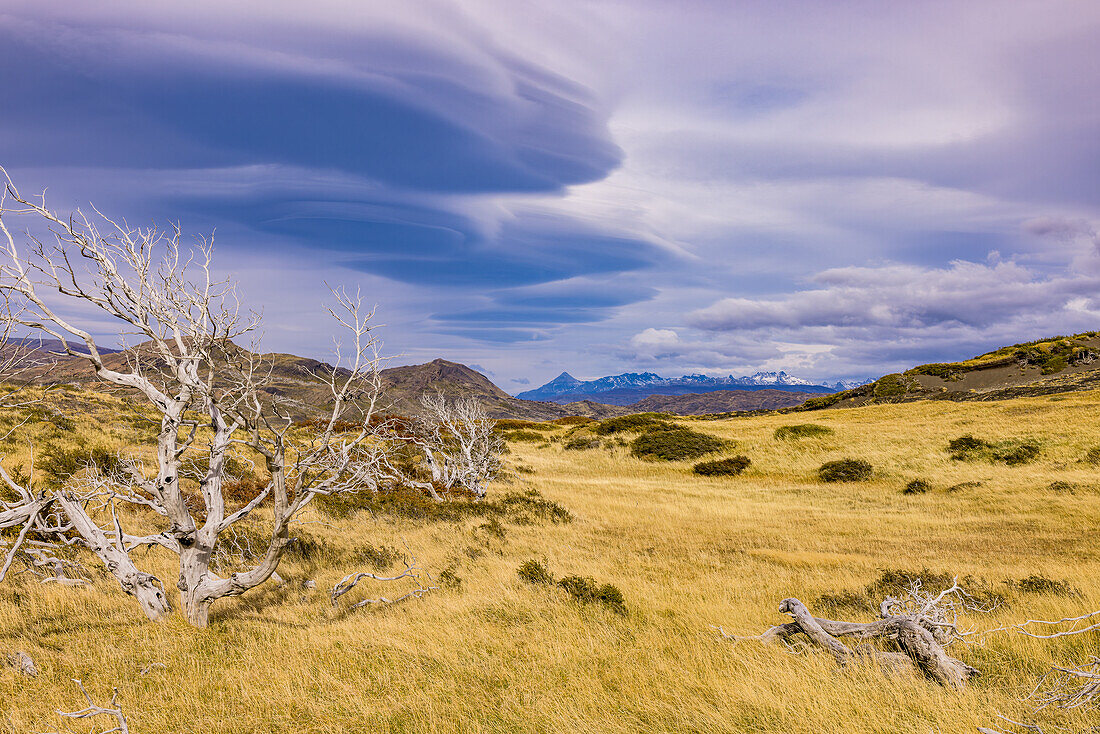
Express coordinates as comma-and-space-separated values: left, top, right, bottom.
46, 679, 130, 734
727, 586, 982, 689
398, 393, 503, 500
0, 175, 421, 627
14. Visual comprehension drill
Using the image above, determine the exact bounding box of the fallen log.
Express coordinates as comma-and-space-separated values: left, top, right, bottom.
737, 597, 979, 689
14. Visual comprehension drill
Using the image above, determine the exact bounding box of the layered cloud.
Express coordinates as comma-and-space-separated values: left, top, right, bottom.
0, 1, 1098, 386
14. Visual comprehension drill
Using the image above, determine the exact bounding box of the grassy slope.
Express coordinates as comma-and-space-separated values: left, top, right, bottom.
2, 391, 1100, 733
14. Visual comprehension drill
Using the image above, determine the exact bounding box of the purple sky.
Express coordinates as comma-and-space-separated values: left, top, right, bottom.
2, 1, 1098, 390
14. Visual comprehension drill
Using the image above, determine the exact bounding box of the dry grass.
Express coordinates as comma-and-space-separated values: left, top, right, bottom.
2, 390, 1099, 732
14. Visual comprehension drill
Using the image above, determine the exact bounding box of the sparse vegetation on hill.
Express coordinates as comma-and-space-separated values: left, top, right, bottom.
774, 423, 833, 440
4, 355, 1100, 732
629, 426, 725, 461
692, 455, 751, 476
594, 412, 672, 434
817, 458, 873, 482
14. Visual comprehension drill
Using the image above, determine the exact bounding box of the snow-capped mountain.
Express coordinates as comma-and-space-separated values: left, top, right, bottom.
515, 369, 864, 403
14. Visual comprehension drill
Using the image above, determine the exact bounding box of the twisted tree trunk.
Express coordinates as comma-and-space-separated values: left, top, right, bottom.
750, 597, 979, 689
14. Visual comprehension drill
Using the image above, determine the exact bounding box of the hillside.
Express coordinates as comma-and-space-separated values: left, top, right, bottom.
5, 381, 1098, 733
625, 388, 818, 414
378, 359, 623, 420
800, 332, 1100, 411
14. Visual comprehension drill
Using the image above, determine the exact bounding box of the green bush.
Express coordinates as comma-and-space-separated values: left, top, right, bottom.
947, 434, 991, 460
594, 413, 672, 435
517, 559, 554, 585
799, 392, 843, 410
557, 575, 627, 615
992, 441, 1039, 465
504, 429, 544, 442
563, 437, 601, 451
692, 455, 751, 476
903, 479, 931, 494
629, 427, 724, 461
38, 442, 125, 488
495, 419, 555, 431
352, 544, 404, 571
774, 423, 833, 440
1008, 574, 1078, 597
551, 416, 593, 426
817, 458, 872, 482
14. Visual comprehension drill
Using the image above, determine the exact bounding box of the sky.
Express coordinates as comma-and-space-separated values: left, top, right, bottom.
1, 0, 1099, 391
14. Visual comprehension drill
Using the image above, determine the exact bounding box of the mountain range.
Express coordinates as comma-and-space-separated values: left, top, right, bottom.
516, 370, 865, 405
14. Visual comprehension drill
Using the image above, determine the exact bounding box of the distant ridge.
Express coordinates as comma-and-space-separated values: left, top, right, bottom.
516, 369, 855, 404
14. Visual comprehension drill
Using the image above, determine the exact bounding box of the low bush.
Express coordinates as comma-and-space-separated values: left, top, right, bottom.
692, 455, 751, 476
352, 544, 405, 571
563, 437, 601, 451
946, 480, 982, 493
316, 486, 572, 525
437, 566, 463, 590
903, 479, 932, 494
594, 413, 672, 435
504, 430, 544, 442
774, 423, 833, 440
992, 441, 1039, 465
551, 416, 593, 426
1085, 446, 1100, 465
799, 392, 843, 410
868, 568, 1005, 607
38, 442, 125, 488
1047, 480, 1074, 493
1008, 574, 1078, 597
495, 419, 554, 431
817, 458, 872, 482
947, 434, 991, 461
629, 427, 725, 461
517, 559, 554, 585
557, 575, 627, 615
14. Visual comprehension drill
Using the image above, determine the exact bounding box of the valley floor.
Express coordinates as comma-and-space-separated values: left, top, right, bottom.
3, 392, 1099, 733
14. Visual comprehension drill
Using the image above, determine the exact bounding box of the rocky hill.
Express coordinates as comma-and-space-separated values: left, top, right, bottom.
798, 333, 1100, 411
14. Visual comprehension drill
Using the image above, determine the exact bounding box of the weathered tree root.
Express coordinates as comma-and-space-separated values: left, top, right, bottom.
742, 597, 979, 689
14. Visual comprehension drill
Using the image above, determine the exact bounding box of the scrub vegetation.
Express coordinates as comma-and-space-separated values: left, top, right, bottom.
3, 391, 1099, 733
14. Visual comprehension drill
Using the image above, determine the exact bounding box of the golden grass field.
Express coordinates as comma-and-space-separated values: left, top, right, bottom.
2, 388, 1099, 733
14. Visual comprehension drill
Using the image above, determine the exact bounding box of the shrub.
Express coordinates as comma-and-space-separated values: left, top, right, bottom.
1008, 574, 1078, 597
800, 393, 843, 410
1048, 480, 1074, 493
563, 437, 601, 451
557, 575, 627, 615
551, 416, 593, 426
517, 559, 554, 585
946, 480, 982, 492
495, 419, 554, 431
594, 413, 672, 435
692, 455, 751, 476
992, 441, 1039, 465
1085, 446, 1100, 465
352, 544, 404, 571
629, 427, 724, 461
774, 423, 833, 440
868, 568, 1005, 607
38, 442, 125, 488
947, 434, 991, 461
871, 373, 912, 399
903, 479, 932, 494
504, 430, 543, 442
817, 458, 872, 482
437, 566, 463, 590
316, 486, 572, 525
